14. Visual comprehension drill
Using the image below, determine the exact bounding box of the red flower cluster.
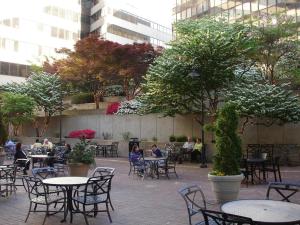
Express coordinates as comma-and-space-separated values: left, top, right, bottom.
106, 102, 120, 115
68, 129, 96, 139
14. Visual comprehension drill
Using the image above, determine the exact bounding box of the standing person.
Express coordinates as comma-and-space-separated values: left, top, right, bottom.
192, 138, 203, 163
14, 142, 30, 175
151, 144, 162, 158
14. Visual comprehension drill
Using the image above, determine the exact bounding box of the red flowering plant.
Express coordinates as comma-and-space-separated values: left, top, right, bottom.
106, 102, 120, 115
68, 129, 96, 139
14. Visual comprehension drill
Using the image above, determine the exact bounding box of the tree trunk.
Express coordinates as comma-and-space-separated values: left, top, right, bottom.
40, 113, 51, 137
33, 120, 40, 137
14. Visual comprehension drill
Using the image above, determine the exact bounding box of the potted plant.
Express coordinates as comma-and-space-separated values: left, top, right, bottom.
207, 103, 243, 203
68, 138, 95, 176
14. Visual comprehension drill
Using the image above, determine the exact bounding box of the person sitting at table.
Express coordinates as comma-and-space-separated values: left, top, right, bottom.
182, 137, 195, 153
31, 139, 42, 150
130, 145, 141, 162
14, 142, 30, 175
191, 138, 203, 163
42, 138, 53, 150
151, 144, 163, 158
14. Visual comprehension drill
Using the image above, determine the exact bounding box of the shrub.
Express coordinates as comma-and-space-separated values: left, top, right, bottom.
104, 85, 124, 97
176, 135, 188, 142
212, 103, 242, 176
122, 132, 131, 141
106, 102, 120, 115
68, 138, 95, 164
0, 112, 7, 145
115, 99, 142, 115
169, 135, 176, 142
102, 132, 113, 140
68, 129, 96, 139
71, 93, 94, 104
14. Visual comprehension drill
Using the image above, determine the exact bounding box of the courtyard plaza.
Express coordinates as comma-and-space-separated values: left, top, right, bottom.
0, 157, 299, 225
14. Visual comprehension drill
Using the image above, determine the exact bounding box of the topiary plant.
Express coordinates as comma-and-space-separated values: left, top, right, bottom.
0, 112, 7, 146
68, 138, 95, 165
212, 103, 242, 176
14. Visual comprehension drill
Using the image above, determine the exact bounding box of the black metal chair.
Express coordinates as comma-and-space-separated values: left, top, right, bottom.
107, 142, 119, 157
0, 165, 16, 197
201, 209, 254, 225
91, 167, 115, 210
23, 176, 66, 225
266, 182, 300, 202
178, 184, 207, 225
32, 167, 57, 179
246, 144, 261, 159
158, 151, 178, 179
260, 156, 282, 182
128, 153, 149, 178
72, 175, 114, 225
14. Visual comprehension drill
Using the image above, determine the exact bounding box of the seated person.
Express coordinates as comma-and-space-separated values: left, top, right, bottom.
129, 145, 142, 163
42, 138, 53, 151
182, 137, 195, 153
14, 143, 30, 175
191, 138, 203, 163
151, 144, 162, 158
31, 139, 42, 150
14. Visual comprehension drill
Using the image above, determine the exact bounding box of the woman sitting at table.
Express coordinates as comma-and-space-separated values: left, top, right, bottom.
130, 145, 142, 162
14, 142, 30, 175
151, 144, 162, 158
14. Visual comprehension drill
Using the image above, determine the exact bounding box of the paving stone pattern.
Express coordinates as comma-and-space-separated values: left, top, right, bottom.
0, 158, 300, 225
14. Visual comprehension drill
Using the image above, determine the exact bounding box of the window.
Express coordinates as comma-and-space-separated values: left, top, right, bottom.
1, 62, 9, 75
13, 41, 18, 52
0, 38, 6, 49
51, 27, 58, 37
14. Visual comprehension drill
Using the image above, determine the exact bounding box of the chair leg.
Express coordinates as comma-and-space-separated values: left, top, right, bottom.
25, 202, 32, 222
278, 166, 282, 182
83, 205, 89, 225
106, 202, 112, 223
42, 206, 48, 225
108, 193, 114, 211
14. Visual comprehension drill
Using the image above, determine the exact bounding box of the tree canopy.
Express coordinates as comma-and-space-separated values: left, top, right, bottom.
1, 72, 64, 136
139, 17, 254, 123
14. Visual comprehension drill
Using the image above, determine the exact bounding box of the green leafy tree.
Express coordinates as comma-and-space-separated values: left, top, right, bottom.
226, 79, 300, 132
0, 93, 36, 136
1, 72, 64, 136
139, 17, 254, 123
249, 14, 300, 84
212, 103, 242, 176
0, 112, 8, 145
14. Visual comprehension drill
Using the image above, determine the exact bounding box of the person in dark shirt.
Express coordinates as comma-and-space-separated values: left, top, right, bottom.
14, 142, 30, 175
151, 144, 162, 158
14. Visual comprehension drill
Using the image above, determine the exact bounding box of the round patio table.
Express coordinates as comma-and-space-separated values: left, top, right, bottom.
43, 176, 89, 223
29, 154, 55, 168
144, 157, 166, 179
221, 199, 300, 224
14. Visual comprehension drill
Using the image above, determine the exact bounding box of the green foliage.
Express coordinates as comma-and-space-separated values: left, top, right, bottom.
0, 93, 36, 134
248, 14, 300, 84
1, 72, 65, 136
169, 135, 176, 142
175, 135, 188, 142
226, 80, 300, 127
139, 17, 254, 118
0, 112, 7, 145
68, 138, 95, 165
212, 103, 242, 176
104, 85, 124, 97
122, 132, 131, 141
71, 92, 94, 104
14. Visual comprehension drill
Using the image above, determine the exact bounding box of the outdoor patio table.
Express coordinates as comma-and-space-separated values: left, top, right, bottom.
97, 144, 113, 157
144, 157, 166, 179
28, 154, 55, 168
246, 158, 267, 184
43, 176, 89, 223
221, 199, 300, 224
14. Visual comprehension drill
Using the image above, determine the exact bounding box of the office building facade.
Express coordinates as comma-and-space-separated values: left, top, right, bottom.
88, 0, 172, 47
0, 0, 81, 80
173, 0, 300, 24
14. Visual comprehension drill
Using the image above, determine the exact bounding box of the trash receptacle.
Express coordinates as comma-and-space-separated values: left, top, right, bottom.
129, 138, 139, 153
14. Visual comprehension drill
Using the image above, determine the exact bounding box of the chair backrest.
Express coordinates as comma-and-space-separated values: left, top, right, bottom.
92, 167, 115, 177
266, 182, 300, 203
82, 175, 114, 204
178, 184, 207, 224
260, 144, 274, 161
246, 144, 260, 159
201, 209, 253, 225
167, 151, 177, 166
24, 176, 47, 202
0, 165, 16, 183
32, 167, 57, 179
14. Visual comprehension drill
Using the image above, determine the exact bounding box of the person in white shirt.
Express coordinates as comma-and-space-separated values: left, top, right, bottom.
42, 138, 53, 150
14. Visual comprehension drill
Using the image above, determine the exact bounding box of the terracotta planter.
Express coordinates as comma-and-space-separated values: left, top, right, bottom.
68, 163, 90, 176
208, 173, 244, 203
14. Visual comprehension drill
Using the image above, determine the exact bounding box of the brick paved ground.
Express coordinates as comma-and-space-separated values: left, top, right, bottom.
0, 158, 300, 225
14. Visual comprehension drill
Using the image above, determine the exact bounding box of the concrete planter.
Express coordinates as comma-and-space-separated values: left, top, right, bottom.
208, 173, 244, 203
68, 163, 90, 176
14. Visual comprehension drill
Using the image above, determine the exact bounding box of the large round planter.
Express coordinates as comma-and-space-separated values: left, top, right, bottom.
68, 163, 90, 176
208, 173, 244, 203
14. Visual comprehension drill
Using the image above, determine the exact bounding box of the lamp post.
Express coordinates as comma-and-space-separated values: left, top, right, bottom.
188, 70, 207, 168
